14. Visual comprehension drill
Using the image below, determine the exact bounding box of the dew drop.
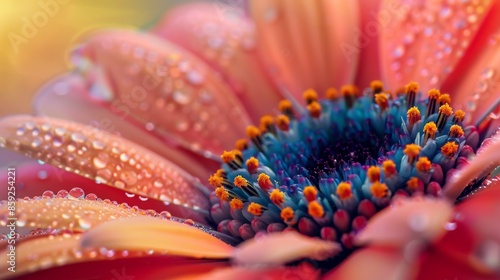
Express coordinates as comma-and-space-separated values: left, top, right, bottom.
42, 190, 55, 198
153, 180, 164, 188
444, 222, 457, 231
16, 213, 27, 227
61, 213, 71, 219
173, 90, 192, 105
37, 170, 48, 180
481, 68, 495, 79
85, 193, 98, 200
138, 196, 148, 201
93, 152, 109, 169
16, 127, 26, 136
186, 71, 204, 85
114, 181, 125, 189
393, 44, 405, 58
184, 219, 195, 226
54, 127, 66, 136
31, 137, 43, 148
120, 171, 138, 186
145, 122, 155, 131
176, 120, 189, 132
71, 133, 86, 143
92, 141, 106, 150
57, 190, 68, 198
119, 153, 130, 162
68, 187, 85, 199
125, 192, 136, 198
78, 213, 93, 230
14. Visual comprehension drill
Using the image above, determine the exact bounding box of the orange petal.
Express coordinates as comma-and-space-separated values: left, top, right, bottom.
250, 0, 359, 101
34, 73, 217, 180
324, 247, 415, 280
153, 3, 282, 123
440, 0, 500, 127
232, 231, 340, 266
81, 216, 233, 259
442, 133, 500, 201
379, 0, 494, 92
356, 197, 453, 247
0, 115, 209, 210
75, 30, 252, 159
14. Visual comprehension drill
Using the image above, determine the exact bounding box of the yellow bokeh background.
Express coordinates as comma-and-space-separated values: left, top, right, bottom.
0, 0, 190, 117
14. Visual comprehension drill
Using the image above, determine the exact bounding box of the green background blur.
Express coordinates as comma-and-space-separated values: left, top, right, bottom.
0, 0, 192, 117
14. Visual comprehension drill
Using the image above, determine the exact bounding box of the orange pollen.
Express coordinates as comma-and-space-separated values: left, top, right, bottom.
270, 189, 285, 205
246, 125, 261, 138
232, 149, 242, 159
454, 110, 466, 122
439, 104, 453, 116
303, 89, 318, 104
234, 138, 249, 151
370, 181, 389, 198
233, 175, 247, 188
441, 142, 459, 157
449, 125, 465, 138
375, 93, 389, 110
341, 85, 357, 97
407, 107, 421, 123
307, 101, 322, 118
221, 150, 235, 163
209, 174, 223, 187
259, 115, 275, 132
382, 160, 397, 177
423, 122, 438, 136
406, 177, 420, 191
229, 198, 243, 210
215, 187, 229, 201
308, 201, 324, 218
215, 169, 226, 177
416, 157, 432, 173
281, 207, 295, 222
248, 202, 263, 216
258, 173, 272, 190
336, 182, 353, 200
438, 93, 451, 105
276, 115, 290, 131
303, 186, 318, 202
406, 81, 419, 93
404, 144, 421, 158
427, 88, 441, 99
326, 88, 339, 100
246, 157, 259, 172
278, 99, 293, 112
367, 166, 381, 182
370, 80, 384, 93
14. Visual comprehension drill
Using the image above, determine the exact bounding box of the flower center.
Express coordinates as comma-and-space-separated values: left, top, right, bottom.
208, 81, 486, 267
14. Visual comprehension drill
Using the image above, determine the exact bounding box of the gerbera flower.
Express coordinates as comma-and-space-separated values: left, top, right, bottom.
1, 1, 500, 279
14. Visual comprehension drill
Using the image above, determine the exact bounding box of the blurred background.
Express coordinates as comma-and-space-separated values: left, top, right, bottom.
0, 0, 193, 117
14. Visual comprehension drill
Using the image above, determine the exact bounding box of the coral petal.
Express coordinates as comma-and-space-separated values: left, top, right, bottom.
356, 197, 453, 247
250, 0, 359, 101
153, 3, 282, 123
0, 115, 209, 209
232, 231, 340, 266
174, 265, 319, 280
34, 73, 215, 180
81, 216, 233, 259
324, 247, 414, 280
379, 0, 494, 92
77, 30, 252, 159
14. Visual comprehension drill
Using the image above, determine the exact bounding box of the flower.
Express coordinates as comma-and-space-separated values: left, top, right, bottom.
1, 1, 500, 279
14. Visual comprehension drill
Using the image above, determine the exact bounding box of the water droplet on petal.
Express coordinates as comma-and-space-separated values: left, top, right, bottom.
173, 90, 191, 105
186, 71, 204, 85
68, 187, 85, 199
85, 193, 98, 200
145, 122, 155, 131
138, 196, 148, 201
120, 171, 138, 186
125, 192, 136, 198
57, 190, 68, 198
17, 213, 27, 227
444, 222, 457, 231
37, 170, 48, 180
42, 190, 55, 198
93, 152, 109, 169
78, 213, 93, 230
393, 45, 405, 58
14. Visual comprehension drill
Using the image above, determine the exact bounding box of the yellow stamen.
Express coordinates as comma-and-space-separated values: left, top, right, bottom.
326, 88, 339, 100
303, 186, 318, 202
307, 101, 321, 118
308, 201, 324, 218
215, 169, 226, 178
441, 142, 459, 157
449, 125, 465, 138
233, 175, 247, 188
426, 88, 441, 117
248, 202, 263, 216
416, 157, 432, 173
230, 198, 243, 210
453, 110, 466, 123
375, 93, 389, 111
258, 173, 273, 191
281, 207, 295, 222
437, 104, 453, 131
367, 166, 381, 182
336, 182, 353, 200
246, 157, 259, 173
246, 125, 261, 139
370, 181, 389, 198
278, 99, 294, 118
259, 115, 275, 133
221, 150, 235, 164
404, 144, 421, 164
209, 174, 223, 188
382, 160, 397, 177
370, 80, 384, 94
423, 121, 437, 144
406, 177, 421, 192
341, 85, 359, 108
276, 115, 290, 131
234, 138, 248, 151
270, 189, 285, 205
406, 81, 419, 108
407, 106, 421, 125
438, 93, 451, 106
215, 187, 229, 201
303, 89, 318, 104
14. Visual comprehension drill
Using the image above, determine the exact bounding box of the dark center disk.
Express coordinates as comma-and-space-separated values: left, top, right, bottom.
305, 124, 395, 184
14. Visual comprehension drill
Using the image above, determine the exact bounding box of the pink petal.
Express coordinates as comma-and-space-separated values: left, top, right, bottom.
75, 30, 252, 159
250, 0, 359, 101
440, 0, 500, 127
34, 73, 217, 180
81, 216, 233, 259
152, 2, 282, 123
379, 0, 494, 92
232, 231, 340, 266
324, 247, 415, 280
0, 115, 209, 210
442, 133, 500, 201
0, 162, 209, 223
356, 197, 453, 247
